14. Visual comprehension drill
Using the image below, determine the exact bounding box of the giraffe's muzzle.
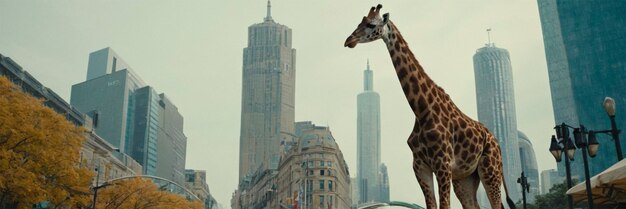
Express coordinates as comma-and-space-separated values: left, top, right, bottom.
344, 36, 358, 48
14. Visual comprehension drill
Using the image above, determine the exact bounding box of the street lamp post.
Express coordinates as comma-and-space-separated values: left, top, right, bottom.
574, 126, 599, 209
517, 172, 529, 209
550, 124, 576, 209
603, 97, 623, 161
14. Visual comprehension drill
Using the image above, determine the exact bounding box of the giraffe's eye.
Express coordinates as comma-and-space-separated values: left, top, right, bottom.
366, 23, 376, 29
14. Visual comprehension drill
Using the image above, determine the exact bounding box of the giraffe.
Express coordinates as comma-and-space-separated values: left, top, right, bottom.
344, 5, 516, 209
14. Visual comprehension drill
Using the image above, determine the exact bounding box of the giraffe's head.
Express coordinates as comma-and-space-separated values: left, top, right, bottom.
344, 4, 390, 48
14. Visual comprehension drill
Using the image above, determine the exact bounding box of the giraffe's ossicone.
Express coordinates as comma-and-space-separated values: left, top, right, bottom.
345, 4, 516, 209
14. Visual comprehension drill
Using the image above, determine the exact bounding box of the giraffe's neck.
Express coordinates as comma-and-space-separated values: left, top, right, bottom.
382, 21, 443, 118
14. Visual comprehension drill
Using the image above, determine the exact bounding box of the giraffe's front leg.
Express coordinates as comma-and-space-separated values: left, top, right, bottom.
432, 140, 453, 209
435, 162, 452, 209
413, 154, 436, 209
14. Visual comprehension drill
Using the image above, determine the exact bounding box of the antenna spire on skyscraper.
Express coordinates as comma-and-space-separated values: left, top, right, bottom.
486, 28, 493, 47
265, 0, 273, 22
367, 59, 371, 71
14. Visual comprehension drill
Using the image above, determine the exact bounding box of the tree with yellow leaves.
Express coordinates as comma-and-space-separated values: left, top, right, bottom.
0, 76, 93, 208
95, 177, 203, 209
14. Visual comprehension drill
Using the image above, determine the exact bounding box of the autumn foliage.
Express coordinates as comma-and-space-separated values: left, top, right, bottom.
0, 76, 93, 208
95, 177, 203, 209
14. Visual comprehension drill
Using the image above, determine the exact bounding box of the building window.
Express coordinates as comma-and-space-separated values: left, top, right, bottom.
329, 180, 333, 191
327, 161, 332, 167
308, 161, 313, 168
320, 170, 325, 176
319, 180, 324, 190
327, 169, 332, 176
320, 161, 324, 167
319, 195, 324, 207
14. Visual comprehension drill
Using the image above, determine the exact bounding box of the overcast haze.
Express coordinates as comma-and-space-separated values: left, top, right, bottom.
0, 0, 556, 207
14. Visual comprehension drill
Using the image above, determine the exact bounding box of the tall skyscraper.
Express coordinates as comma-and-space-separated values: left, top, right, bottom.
238, 0, 296, 182
71, 47, 187, 184
357, 61, 382, 203
473, 42, 522, 202
538, 0, 626, 179
518, 131, 539, 203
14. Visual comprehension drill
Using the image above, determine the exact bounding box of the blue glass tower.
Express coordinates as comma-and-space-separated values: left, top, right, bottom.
538, 0, 626, 178
71, 48, 186, 182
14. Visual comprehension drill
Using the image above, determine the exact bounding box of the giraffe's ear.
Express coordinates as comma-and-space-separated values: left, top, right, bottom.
382, 13, 390, 24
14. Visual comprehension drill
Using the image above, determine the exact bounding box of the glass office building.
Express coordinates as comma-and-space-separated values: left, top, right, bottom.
71, 48, 186, 183
538, 0, 626, 178
473, 44, 522, 202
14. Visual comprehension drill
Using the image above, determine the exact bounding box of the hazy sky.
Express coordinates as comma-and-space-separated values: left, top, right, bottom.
0, 0, 556, 208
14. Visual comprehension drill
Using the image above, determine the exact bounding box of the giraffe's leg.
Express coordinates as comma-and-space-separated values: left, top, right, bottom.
452, 171, 480, 209
413, 157, 437, 209
431, 142, 453, 209
434, 161, 452, 209
477, 144, 504, 209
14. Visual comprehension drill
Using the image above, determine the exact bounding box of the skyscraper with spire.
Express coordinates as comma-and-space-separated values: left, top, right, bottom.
473, 33, 522, 204
357, 60, 383, 203
238, 0, 296, 182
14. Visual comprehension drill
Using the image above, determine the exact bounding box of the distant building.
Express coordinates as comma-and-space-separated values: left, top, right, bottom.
379, 163, 390, 203
540, 169, 561, 195
231, 163, 279, 209
518, 131, 539, 203
351, 177, 359, 207
70, 47, 186, 185
473, 42, 522, 203
357, 61, 383, 203
238, 0, 297, 182
275, 122, 351, 209
185, 169, 219, 209
537, 0, 626, 179
0, 52, 142, 185
156, 94, 187, 185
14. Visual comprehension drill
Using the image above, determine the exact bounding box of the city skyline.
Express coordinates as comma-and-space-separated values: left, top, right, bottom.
0, 1, 557, 207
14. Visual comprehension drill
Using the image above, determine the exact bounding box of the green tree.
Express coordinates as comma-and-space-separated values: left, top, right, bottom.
516, 180, 589, 209
0, 76, 93, 208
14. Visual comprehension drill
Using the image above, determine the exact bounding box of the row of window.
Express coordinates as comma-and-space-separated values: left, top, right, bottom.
304, 179, 334, 192
305, 169, 333, 176
304, 160, 333, 168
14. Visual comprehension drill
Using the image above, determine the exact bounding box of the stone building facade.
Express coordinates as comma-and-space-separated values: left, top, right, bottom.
276, 123, 351, 209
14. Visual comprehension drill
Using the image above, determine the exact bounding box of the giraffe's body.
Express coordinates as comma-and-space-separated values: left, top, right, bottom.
344, 5, 515, 209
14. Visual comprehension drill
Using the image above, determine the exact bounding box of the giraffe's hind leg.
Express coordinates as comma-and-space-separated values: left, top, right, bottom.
452, 171, 480, 209
477, 143, 504, 209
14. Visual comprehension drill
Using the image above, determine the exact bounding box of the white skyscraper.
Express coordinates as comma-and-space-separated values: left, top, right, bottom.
357, 61, 382, 203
